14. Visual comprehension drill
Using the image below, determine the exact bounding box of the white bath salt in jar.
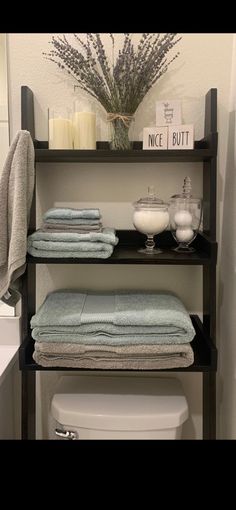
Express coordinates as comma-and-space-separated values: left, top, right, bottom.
133, 186, 169, 255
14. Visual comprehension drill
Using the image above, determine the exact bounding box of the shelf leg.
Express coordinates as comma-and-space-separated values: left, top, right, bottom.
22, 371, 36, 439
203, 372, 216, 439
203, 261, 216, 439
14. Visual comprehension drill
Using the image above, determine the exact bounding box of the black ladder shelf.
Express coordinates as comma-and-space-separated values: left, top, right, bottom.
19, 86, 218, 440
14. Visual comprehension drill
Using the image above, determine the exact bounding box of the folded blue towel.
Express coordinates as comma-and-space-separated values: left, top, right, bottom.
31, 291, 195, 345
44, 208, 101, 221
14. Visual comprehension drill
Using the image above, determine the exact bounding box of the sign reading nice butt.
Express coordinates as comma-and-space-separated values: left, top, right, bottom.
168, 124, 194, 150
143, 127, 168, 150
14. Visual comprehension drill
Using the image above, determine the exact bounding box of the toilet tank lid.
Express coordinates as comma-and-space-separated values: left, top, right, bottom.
51, 376, 188, 431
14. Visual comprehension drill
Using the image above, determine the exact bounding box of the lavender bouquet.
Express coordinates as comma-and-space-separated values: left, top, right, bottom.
44, 33, 181, 150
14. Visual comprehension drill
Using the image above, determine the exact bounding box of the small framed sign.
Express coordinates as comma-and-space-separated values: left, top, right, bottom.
156, 100, 182, 126
143, 126, 168, 150
168, 124, 194, 150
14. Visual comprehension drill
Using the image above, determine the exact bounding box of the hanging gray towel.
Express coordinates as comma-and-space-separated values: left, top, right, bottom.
0, 130, 35, 299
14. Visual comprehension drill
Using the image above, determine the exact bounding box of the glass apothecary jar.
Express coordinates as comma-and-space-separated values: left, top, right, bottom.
169, 176, 202, 253
133, 186, 169, 254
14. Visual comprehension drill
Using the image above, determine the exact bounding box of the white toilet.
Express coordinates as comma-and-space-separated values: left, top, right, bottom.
50, 375, 188, 440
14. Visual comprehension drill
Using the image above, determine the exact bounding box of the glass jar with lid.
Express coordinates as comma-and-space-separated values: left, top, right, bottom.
133, 186, 169, 254
169, 176, 202, 253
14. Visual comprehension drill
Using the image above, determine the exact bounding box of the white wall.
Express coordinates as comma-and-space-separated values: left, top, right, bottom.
0, 33, 9, 171
0, 360, 21, 439
7, 33, 234, 439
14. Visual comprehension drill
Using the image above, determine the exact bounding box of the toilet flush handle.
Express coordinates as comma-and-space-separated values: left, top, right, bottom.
55, 428, 77, 440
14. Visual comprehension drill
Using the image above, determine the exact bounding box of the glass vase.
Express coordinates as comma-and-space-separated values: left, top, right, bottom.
169, 177, 202, 253
169, 197, 202, 253
109, 115, 133, 150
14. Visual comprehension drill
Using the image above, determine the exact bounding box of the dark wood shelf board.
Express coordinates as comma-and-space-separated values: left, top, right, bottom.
19, 315, 217, 372
26, 247, 211, 265
35, 147, 214, 163
26, 230, 217, 266
34, 132, 217, 163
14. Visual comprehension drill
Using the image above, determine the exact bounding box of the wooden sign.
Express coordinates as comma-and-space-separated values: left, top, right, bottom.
168, 124, 194, 150
156, 100, 182, 126
143, 126, 168, 150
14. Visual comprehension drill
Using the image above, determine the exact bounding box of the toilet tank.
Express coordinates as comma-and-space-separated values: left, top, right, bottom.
50, 376, 188, 440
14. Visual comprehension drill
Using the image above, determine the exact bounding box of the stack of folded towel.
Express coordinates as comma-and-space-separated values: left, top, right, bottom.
31, 291, 195, 369
42, 207, 102, 233
27, 208, 119, 258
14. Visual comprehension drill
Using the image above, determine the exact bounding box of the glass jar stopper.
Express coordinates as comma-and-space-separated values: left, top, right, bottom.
134, 186, 166, 209
171, 176, 192, 199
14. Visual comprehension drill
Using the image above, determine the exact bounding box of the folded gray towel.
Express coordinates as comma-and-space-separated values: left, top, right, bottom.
34, 340, 193, 357
41, 228, 102, 234
31, 291, 196, 345
42, 223, 102, 232
44, 218, 102, 225
44, 208, 101, 221
0, 130, 35, 299
33, 341, 194, 369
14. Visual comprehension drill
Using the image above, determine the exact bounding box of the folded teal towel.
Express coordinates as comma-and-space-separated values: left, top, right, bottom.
31, 291, 195, 345
28, 228, 117, 245
44, 208, 101, 221
27, 228, 118, 258
28, 247, 114, 258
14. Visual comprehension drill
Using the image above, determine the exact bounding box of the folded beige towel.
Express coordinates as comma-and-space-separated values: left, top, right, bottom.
33, 341, 194, 369
0, 130, 34, 299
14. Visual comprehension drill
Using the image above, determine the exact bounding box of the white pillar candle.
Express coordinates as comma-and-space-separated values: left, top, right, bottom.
73, 111, 96, 149
133, 210, 169, 234
49, 117, 73, 149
